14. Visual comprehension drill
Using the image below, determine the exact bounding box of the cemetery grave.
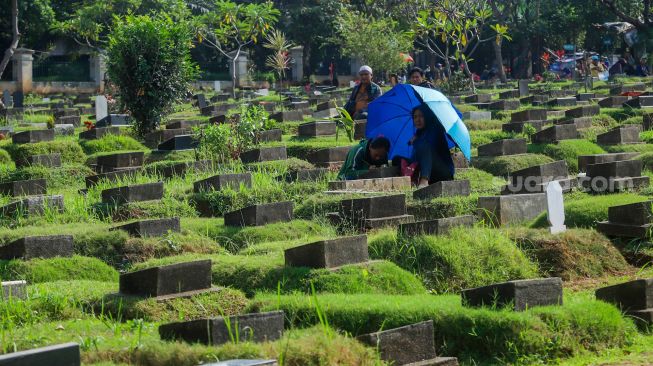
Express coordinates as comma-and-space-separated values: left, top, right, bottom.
4, 78, 653, 366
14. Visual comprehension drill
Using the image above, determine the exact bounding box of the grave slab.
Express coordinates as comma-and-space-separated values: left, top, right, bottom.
597, 201, 653, 238
0, 235, 73, 260
610, 83, 646, 95
297, 121, 336, 137
101, 182, 164, 204
565, 105, 600, 118
489, 100, 520, 111
0, 178, 46, 197
340, 194, 406, 222
357, 166, 400, 179
79, 126, 122, 140
149, 160, 213, 179
502, 121, 547, 133
159, 311, 284, 346
0, 195, 64, 216
119, 259, 212, 298
270, 110, 304, 122
11, 129, 54, 144
554, 117, 592, 129
328, 177, 410, 192
166, 120, 202, 130
144, 129, 191, 148
284, 235, 368, 268
85, 167, 142, 188
256, 129, 283, 143
96, 114, 131, 127
464, 94, 492, 103
2, 280, 27, 300
596, 126, 641, 145
462, 277, 563, 311
596, 279, 653, 311
224, 201, 293, 227
0, 343, 80, 366
22, 153, 62, 168
55, 115, 81, 127
462, 111, 492, 121
531, 124, 578, 143
157, 135, 198, 151
357, 321, 438, 365
511, 109, 548, 123
477, 194, 547, 226
547, 97, 577, 107
499, 90, 520, 99
113, 217, 180, 237
202, 360, 276, 366
576, 93, 596, 101
281, 168, 329, 182
306, 146, 350, 166
96, 151, 144, 171
577, 153, 639, 172
413, 180, 471, 200
240, 147, 287, 163
624, 96, 653, 108
194, 173, 252, 193
398, 215, 475, 237
598, 96, 629, 108
478, 139, 527, 157
312, 108, 339, 119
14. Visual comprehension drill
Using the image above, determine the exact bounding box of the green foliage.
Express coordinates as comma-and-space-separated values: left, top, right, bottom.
0, 256, 118, 283
0, 164, 94, 190
0, 149, 11, 165
79, 134, 147, 154
469, 129, 513, 148
253, 292, 636, 364
107, 15, 197, 136
528, 139, 605, 172
472, 153, 555, 176
334, 107, 354, 143
4, 140, 85, 165
368, 226, 538, 292
509, 228, 630, 280
335, 11, 411, 73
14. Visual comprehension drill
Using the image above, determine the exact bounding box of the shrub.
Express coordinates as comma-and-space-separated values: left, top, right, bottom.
368, 226, 538, 292
107, 15, 197, 136
469, 129, 514, 148
4, 140, 85, 165
0, 148, 11, 164
508, 228, 630, 279
472, 154, 554, 176
637, 151, 653, 170
0, 256, 118, 283
79, 134, 147, 154
528, 139, 605, 172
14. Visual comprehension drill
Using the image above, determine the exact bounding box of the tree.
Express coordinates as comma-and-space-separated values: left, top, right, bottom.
335, 11, 411, 75
264, 30, 293, 88
412, 0, 509, 91
106, 15, 197, 137
195, 0, 279, 97
0, 0, 20, 92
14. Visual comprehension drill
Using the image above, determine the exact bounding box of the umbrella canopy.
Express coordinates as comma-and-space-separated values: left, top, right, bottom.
365, 84, 471, 161
400, 52, 414, 63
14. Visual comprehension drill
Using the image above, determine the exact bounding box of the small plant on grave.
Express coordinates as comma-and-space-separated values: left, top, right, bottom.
522, 123, 537, 143
46, 115, 55, 129
440, 70, 471, 95
333, 106, 354, 143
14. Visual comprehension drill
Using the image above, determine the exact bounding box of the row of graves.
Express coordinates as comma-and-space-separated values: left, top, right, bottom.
4, 80, 653, 364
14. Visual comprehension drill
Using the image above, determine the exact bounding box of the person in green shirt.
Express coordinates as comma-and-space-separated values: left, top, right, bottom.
337, 137, 391, 180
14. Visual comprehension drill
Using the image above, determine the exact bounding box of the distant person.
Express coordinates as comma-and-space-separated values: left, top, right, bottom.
337, 137, 391, 180
408, 67, 436, 89
480, 65, 490, 81
590, 56, 606, 77
389, 73, 400, 87
433, 63, 444, 81
344, 65, 382, 119
636, 58, 650, 77
424, 65, 432, 80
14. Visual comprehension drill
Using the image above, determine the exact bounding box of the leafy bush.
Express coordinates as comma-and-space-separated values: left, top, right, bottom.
368, 226, 538, 292
0, 149, 11, 164
79, 134, 147, 154
107, 15, 197, 136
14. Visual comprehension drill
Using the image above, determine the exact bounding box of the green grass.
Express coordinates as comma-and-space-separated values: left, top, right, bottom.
79, 134, 147, 154
4, 139, 85, 165
531, 192, 649, 228
469, 129, 514, 148
472, 153, 555, 176
252, 292, 636, 365
0, 256, 118, 283
368, 226, 538, 293
528, 139, 605, 172
508, 228, 631, 280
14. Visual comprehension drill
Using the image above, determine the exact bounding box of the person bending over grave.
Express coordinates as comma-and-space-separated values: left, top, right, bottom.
344, 65, 382, 119
409, 67, 436, 89
408, 105, 454, 188
337, 136, 391, 180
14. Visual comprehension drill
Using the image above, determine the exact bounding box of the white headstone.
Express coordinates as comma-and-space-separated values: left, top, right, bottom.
349, 80, 356, 88
256, 88, 269, 96
546, 180, 566, 234
214, 81, 221, 91
95, 95, 108, 121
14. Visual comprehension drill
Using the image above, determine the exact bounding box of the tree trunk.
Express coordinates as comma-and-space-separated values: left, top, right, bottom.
231, 50, 238, 99
0, 0, 20, 90
461, 57, 475, 93
493, 39, 507, 83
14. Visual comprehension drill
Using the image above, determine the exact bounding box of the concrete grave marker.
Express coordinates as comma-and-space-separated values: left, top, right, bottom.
119, 259, 214, 299
2, 90, 11, 107
95, 95, 108, 121
0, 235, 74, 260
0, 343, 80, 365
224, 201, 293, 227
101, 182, 164, 204
112, 217, 181, 237
596, 278, 653, 326
214, 81, 221, 91
546, 181, 566, 234
2, 280, 27, 300
284, 235, 369, 268
462, 277, 563, 311
12, 91, 23, 108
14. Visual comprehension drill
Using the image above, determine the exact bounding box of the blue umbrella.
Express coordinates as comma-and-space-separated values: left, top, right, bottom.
366, 84, 471, 161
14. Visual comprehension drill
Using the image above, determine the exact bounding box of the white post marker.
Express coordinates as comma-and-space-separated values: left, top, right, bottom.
546, 180, 566, 234
95, 95, 108, 122
214, 80, 221, 92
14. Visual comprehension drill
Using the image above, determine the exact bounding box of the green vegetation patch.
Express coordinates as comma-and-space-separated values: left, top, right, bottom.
0, 164, 94, 189
0, 256, 118, 283
5, 139, 85, 165
79, 134, 147, 154
407, 195, 477, 221
469, 129, 514, 148
472, 153, 554, 176
369, 226, 538, 292
509, 228, 630, 280
528, 139, 605, 172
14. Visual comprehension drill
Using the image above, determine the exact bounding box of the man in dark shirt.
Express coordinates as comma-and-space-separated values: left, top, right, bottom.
409, 67, 436, 89
344, 65, 382, 119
